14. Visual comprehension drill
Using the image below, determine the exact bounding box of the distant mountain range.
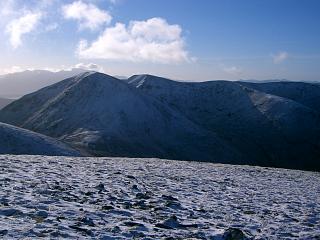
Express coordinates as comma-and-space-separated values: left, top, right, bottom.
0, 69, 128, 99
0, 97, 14, 109
0, 72, 319, 171
0, 69, 87, 98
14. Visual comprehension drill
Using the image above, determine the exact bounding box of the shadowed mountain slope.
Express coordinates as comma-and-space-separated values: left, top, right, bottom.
127, 75, 320, 170
239, 81, 320, 113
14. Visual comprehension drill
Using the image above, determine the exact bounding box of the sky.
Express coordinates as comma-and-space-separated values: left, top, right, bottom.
0, 0, 319, 81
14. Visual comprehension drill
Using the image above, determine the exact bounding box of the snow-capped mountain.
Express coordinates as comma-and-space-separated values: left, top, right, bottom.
0, 122, 80, 156
1, 72, 320, 170
128, 75, 320, 170
0, 97, 14, 109
0, 69, 86, 99
0, 72, 241, 162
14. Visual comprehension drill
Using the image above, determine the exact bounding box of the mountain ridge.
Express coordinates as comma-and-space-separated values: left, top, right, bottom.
1, 72, 319, 170
0, 72, 242, 163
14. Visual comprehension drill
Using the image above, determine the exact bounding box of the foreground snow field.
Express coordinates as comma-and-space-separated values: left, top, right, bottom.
0, 155, 319, 239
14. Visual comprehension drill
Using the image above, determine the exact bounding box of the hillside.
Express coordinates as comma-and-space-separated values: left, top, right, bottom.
0, 122, 80, 156
0, 72, 241, 162
0, 97, 14, 109
239, 81, 320, 112
1, 72, 319, 170
127, 75, 320, 170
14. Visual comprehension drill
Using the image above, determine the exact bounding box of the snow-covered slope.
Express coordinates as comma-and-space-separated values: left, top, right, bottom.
239, 81, 320, 112
127, 75, 320, 171
0, 72, 241, 162
0, 98, 14, 110
0, 155, 319, 239
1, 72, 320, 170
0, 122, 80, 156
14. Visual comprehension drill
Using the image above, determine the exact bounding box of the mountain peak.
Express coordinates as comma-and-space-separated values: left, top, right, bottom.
65, 72, 129, 96
72, 71, 120, 84
127, 74, 179, 89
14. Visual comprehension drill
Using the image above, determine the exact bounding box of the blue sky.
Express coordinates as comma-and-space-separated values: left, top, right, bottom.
0, 0, 319, 80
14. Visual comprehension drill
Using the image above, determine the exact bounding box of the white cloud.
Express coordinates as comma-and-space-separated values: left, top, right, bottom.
223, 66, 243, 76
73, 63, 105, 72
77, 17, 190, 64
35, 63, 105, 73
0, 0, 16, 18
0, 66, 26, 74
5, 12, 43, 48
272, 51, 288, 64
62, 1, 112, 30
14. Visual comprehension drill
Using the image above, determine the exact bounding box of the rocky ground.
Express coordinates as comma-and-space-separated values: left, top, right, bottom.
0, 155, 319, 239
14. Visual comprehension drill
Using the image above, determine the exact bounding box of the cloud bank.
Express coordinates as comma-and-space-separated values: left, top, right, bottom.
77, 18, 190, 64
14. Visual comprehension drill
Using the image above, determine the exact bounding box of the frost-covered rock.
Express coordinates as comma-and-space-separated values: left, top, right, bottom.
0, 155, 319, 239
223, 228, 249, 240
